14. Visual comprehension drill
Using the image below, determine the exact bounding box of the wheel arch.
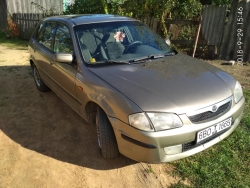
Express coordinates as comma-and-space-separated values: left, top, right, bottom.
84, 99, 118, 124
84, 86, 124, 125
85, 101, 98, 125
30, 55, 37, 67
30, 59, 34, 66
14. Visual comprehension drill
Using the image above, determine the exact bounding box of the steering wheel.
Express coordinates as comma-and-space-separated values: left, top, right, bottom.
124, 41, 142, 53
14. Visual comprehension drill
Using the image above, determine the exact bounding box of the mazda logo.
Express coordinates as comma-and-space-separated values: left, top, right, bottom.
212, 105, 218, 112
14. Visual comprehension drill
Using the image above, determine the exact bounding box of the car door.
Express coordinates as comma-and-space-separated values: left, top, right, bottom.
32, 22, 57, 85
46, 23, 79, 113
32, 21, 79, 113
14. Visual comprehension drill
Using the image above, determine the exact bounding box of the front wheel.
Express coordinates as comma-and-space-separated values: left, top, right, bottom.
32, 64, 50, 92
96, 106, 119, 159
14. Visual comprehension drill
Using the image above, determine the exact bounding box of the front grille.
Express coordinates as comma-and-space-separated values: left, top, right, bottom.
182, 127, 231, 152
188, 101, 231, 123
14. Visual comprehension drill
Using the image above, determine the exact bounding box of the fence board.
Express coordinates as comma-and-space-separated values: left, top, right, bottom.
152, 18, 159, 32
201, 5, 227, 46
171, 40, 207, 45
166, 19, 199, 25
0, 0, 7, 32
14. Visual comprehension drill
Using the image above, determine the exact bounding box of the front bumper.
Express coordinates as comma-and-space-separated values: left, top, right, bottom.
109, 97, 245, 163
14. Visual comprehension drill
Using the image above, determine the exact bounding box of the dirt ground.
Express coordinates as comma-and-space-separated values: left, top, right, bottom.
205, 60, 250, 90
0, 45, 249, 188
0, 45, 181, 188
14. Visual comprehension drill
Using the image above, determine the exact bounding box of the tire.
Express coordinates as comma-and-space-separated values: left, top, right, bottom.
96, 106, 119, 159
32, 64, 50, 92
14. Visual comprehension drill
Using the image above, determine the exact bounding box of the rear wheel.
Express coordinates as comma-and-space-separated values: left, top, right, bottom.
96, 106, 119, 159
32, 64, 50, 92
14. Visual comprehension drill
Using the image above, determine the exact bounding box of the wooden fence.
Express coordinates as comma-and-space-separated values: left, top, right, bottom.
0, 0, 8, 32
141, 5, 227, 55
0, 0, 63, 38
141, 5, 227, 46
201, 5, 227, 46
166, 19, 201, 45
12, 13, 47, 40
143, 2, 250, 62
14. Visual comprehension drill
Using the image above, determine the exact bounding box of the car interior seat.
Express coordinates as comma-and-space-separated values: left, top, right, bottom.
79, 43, 92, 63
99, 33, 125, 60
80, 31, 103, 61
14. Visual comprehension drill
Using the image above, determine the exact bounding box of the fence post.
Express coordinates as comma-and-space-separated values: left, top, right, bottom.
192, 13, 202, 57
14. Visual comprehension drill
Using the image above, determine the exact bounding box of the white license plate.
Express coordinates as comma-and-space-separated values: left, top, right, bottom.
196, 118, 232, 143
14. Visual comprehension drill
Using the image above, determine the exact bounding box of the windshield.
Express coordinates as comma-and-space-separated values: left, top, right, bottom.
74, 21, 172, 64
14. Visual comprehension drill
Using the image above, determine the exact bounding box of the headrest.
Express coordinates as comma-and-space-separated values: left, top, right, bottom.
79, 42, 91, 63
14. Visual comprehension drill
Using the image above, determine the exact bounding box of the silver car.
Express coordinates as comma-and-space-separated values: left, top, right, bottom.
28, 15, 245, 163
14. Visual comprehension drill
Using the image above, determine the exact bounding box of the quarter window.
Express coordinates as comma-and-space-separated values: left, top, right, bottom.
54, 24, 73, 53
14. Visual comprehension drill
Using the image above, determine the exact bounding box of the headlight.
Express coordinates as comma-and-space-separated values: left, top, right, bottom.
128, 113, 154, 131
234, 81, 243, 103
128, 112, 183, 132
147, 113, 183, 131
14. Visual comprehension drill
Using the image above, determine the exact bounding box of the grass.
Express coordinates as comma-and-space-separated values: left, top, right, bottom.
169, 90, 250, 188
0, 31, 28, 50
146, 165, 154, 173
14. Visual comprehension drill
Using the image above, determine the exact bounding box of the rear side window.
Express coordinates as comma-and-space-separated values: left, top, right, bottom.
54, 24, 73, 53
37, 22, 56, 50
33, 22, 45, 40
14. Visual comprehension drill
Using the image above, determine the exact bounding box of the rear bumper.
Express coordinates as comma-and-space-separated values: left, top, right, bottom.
109, 97, 245, 163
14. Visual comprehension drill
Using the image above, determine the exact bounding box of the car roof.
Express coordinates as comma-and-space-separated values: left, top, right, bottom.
42, 14, 138, 25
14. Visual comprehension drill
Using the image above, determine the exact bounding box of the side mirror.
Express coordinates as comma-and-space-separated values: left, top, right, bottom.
54, 53, 73, 63
165, 38, 171, 46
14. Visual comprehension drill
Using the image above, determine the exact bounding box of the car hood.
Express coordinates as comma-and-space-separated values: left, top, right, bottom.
88, 53, 235, 114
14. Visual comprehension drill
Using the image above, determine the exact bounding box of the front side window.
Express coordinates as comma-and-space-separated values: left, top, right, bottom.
54, 24, 73, 53
37, 22, 56, 50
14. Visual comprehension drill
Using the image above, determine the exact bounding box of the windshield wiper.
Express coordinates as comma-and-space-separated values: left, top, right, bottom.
164, 51, 177, 56
133, 51, 176, 62
104, 60, 131, 64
